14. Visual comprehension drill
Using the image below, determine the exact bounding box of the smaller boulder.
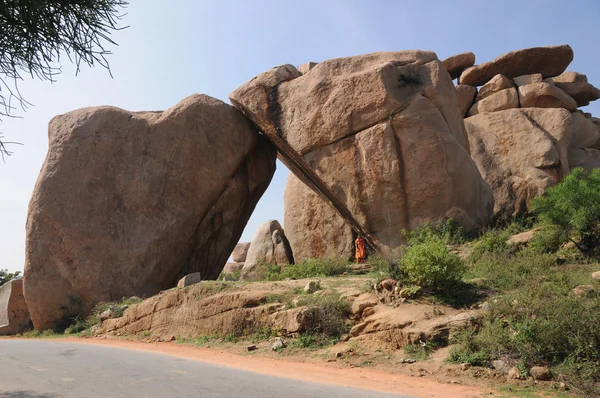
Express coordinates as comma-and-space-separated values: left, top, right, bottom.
549, 71, 588, 83
568, 148, 600, 171
231, 243, 251, 263
554, 82, 600, 107
270, 337, 286, 351
529, 366, 551, 381
507, 367, 522, 380
304, 280, 321, 294
570, 112, 600, 149
350, 293, 379, 316
492, 359, 511, 375
476, 74, 515, 101
507, 230, 537, 246
518, 83, 577, 111
222, 262, 243, 278
242, 220, 294, 280
99, 305, 119, 321
298, 62, 317, 74
592, 271, 600, 281
572, 285, 595, 297
177, 272, 201, 288
0, 279, 31, 335
443, 52, 476, 80
456, 85, 477, 117
468, 87, 519, 116
513, 73, 542, 86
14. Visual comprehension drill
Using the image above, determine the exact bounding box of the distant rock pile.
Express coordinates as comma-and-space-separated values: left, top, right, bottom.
444, 44, 600, 218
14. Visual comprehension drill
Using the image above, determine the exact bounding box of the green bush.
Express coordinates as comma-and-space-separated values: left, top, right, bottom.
401, 235, 465, 288
302, 292, 350, 337
404, 218, 465, 246
471, 230, 508, 260
264, 257, 348, 281
532, 167, 600, 256
530, 224, 567, 254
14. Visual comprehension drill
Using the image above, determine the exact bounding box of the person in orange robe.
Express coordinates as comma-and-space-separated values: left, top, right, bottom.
355, 236, 366, 264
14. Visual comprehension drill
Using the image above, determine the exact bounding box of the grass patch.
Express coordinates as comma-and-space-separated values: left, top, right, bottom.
291, 333, 339, 349
262, 257, 349, 281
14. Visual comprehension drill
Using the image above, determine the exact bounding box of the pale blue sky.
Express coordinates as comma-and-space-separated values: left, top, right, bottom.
1, 0, 599, 273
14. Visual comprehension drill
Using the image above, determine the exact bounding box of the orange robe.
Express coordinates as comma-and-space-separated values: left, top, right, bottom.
355, 238, 366, 262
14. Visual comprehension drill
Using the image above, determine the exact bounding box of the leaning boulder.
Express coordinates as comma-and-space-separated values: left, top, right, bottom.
231, 242, 251, 263
231, 51, 493, 256
467, 87, 519, 116
25, 94, 276, 330
242, 220, 294, 280
177, 273, 202, 288
0, 279, 30, 335
456, 85, 477, 118
465, 108, 572, 217
459, 45, 573, 87
476, 74, 515, 101
553, 82, 600, 107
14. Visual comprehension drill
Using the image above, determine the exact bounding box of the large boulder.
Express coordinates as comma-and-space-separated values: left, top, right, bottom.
553, 82, 600, 107
465, 108, 572, 217
241, 220, 294, 280
518, 82, 577, 111
0, 279, 30, 335
284, 173, 354, 262
25, 94, 277, 330
459, 45, 574, 87
231, 51, 493, 255
443, 52, 476, 80
231, 242, 251, 263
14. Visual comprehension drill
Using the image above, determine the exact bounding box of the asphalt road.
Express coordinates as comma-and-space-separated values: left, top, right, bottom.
0, 340, 411, 398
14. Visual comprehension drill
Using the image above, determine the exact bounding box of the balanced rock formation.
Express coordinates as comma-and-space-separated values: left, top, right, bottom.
467, 87, 519, 116
518, 82, 577, 111
25, 94, 276, 330
231, 51, 493, 259
241, 220, 294, 280
459, 45, 574, 86
0, 279, 31, 335
465, 108, 572, 217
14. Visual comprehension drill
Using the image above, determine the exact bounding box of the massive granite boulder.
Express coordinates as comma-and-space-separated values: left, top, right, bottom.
231, 51, 493, 258
0, 279, 30, 335
241, 220, 294, 280
465, 108, 572, 218
459, 45, 573, 87
25, 94, 276, 330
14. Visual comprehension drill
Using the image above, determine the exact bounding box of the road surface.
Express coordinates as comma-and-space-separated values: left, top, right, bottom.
0, 340, 411, 398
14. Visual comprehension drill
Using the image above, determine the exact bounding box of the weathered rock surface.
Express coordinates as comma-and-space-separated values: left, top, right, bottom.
177, 273, 201, 288
443, 52, 476, 80
518, 82, 577, 111
554, 82, 600, 107
476, 74, 515, 101
570, 112, 600, 149
25, 94, 277, 330
0, 279, 30, 335
232, 51, 493, 256
513, 73, 542, 86
231, 242, 251, 263
530, 366, 551, 381
459, 45, 574, 86
572, 285, 595, 297
456, 85, 477, 118
465, 108, 572, 217
349, 302, 480, 349
467, 87, 519, 116
284, 174, 354, 261
222, 262, 244, 275
242, 220, 294, 280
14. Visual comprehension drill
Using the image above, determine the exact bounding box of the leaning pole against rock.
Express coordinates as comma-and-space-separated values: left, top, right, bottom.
25, 94, 277, 330
231, 51, 494, 260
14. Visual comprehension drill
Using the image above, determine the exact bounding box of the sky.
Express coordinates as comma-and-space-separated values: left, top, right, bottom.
1, 0, 600, 273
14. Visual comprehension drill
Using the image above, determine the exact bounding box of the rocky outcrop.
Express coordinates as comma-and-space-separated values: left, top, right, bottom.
443, 52, 475, 80
459, 45, 574, 86
0, 279, 30, 335
465, 108, 572, 217
25, 94, 277, 330
241, 220, 294, 280
231, 51, 493, 257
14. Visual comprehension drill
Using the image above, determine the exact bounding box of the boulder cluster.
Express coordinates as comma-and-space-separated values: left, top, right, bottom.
14, 44, 600, 331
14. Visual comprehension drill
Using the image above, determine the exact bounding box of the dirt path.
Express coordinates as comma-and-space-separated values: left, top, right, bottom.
32, 337, 497, 398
